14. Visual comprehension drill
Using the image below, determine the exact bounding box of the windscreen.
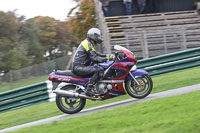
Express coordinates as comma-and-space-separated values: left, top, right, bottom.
114, 45, 133, 53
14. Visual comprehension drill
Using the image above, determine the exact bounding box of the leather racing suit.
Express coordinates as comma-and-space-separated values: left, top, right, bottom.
72, 38, 107, 85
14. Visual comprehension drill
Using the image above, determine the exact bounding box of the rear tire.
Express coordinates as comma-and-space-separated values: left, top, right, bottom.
56, 85, 86, 114
125, 75, 153, 99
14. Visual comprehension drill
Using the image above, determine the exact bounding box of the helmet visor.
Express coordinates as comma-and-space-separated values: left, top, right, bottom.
95, 34, 103, 43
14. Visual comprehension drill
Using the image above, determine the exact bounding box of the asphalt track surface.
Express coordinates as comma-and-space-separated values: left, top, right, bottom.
1, 84, 200, 133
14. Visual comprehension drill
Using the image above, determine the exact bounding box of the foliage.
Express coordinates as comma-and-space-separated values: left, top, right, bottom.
0, 11, 77, 73
0, 1, 96, 83
19, 19, 45, 64
2, 48, 31, 71
0, 11, 31, 73
29, 16, 77, 60
67, 0, 96, 42
30, 16, 58, 60
0, 0, 94, 77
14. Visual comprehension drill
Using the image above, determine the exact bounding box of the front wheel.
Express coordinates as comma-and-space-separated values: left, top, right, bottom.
125, 75, 153, 99
56, 85, 86, 114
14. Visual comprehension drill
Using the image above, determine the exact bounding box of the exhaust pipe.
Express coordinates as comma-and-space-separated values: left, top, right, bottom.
53, 90, 100, 100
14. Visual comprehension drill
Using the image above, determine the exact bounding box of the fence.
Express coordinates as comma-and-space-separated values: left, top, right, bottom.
0, 47, 200, 113
0, 55, 71, 90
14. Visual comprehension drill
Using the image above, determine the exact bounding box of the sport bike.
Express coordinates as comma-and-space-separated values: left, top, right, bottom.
48, 45, 153, 114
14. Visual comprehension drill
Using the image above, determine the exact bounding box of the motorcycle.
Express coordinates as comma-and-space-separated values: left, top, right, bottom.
48, 45, 153, 114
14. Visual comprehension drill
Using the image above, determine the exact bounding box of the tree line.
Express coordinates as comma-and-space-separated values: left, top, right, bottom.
0, 0, 96, 74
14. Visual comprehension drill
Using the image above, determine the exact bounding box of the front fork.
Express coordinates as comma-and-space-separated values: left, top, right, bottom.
128, 69, 149, 86
129, 71, 140, 86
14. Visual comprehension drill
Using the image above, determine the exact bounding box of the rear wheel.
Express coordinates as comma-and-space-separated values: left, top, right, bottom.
56, 85, 86, 114
125, 75, 153, 99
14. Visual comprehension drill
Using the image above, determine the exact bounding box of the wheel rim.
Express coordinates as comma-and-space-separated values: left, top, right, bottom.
128, 75, 151, 96
58, 87, 83, 112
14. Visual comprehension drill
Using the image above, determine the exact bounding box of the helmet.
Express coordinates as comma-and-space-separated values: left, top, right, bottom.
87, 28, 103, 44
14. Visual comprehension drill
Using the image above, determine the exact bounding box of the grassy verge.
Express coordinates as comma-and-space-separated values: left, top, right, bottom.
0, 66, 200, 130
9, 90, 200, 133
152, 67, 200, 93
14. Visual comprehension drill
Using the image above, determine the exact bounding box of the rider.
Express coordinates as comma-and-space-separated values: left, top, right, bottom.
72, 28, 114, 95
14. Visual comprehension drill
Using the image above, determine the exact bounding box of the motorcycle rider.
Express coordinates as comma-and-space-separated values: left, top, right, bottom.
72, 28, 115, 96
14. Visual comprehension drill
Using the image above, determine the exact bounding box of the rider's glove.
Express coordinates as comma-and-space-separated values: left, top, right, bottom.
106, 54, 115, 61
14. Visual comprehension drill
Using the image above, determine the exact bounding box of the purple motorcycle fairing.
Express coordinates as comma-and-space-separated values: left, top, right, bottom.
125, 69, 148, 81
130, 69, 148, 76
93, 61, 114, 69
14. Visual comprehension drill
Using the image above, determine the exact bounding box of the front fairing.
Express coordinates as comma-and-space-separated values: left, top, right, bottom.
93, 61, 114, 69
114, 45, 137, 64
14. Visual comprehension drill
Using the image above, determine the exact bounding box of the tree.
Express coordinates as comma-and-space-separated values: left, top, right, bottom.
67, 0, 96, 43
19, 19, 45, 64
0, 11, 31, 72
0, 10, 77, 74
54, 22, 77, 57
30, 16, 77, 60
0, 11, 21, 56
30, 16, 57, 60
1, 48, 31, 71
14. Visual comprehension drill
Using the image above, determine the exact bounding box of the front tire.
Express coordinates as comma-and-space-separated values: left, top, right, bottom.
125, 75, 153, 99
56, 85, 86, 114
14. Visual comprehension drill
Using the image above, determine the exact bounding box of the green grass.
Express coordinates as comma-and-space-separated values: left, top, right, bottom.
152, 67, 200, 93
9, 90, 200, 133
0, 75, 48, 93
0, 66, 200, 130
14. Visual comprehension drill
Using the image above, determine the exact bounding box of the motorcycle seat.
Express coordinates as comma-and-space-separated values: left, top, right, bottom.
55, 70, 89, 78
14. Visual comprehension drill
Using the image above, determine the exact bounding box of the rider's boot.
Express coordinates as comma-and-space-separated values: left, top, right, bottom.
85, 69, 104, 96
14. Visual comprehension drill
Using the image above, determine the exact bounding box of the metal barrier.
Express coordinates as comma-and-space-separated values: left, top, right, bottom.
137, 46, 200, 75
0, 47, 200, 113
0, 82, 48, 113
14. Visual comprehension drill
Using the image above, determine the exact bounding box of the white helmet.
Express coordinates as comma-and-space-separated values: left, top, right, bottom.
87, 28, 103, 44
